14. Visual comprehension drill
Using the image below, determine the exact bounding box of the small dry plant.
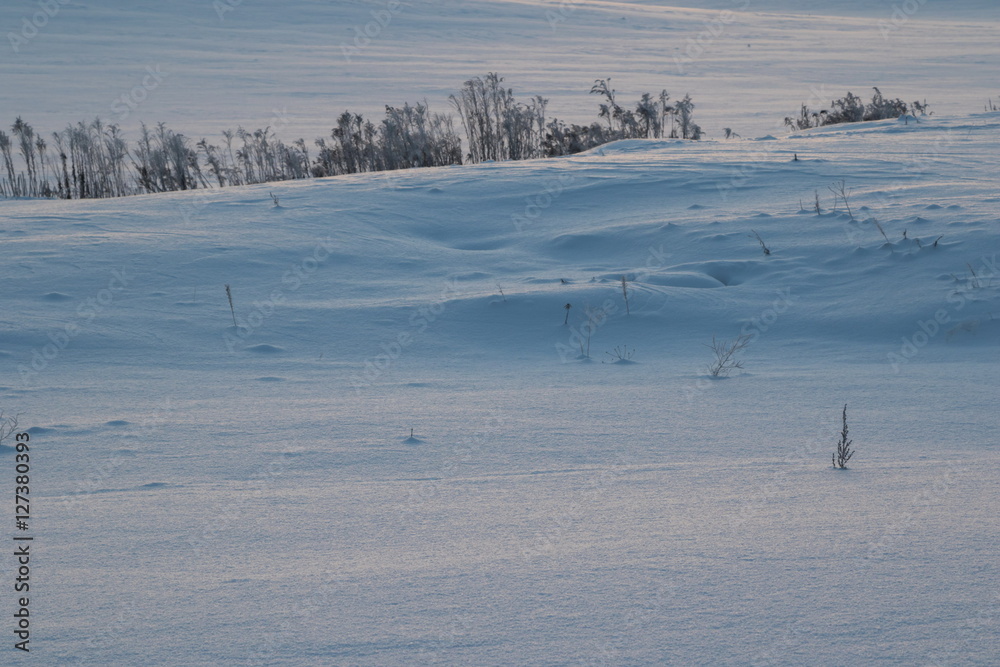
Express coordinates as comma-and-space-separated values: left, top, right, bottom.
578, 306, 595, 359
829, 179, 855, 221
833, 404, 855, 469
620, 276, 630, 315
751, 230, 771, 255
0, 412, 20, 447
605, 345, 635, 363
224, 284, 237, 326
965, 262, 990, 289
705, 333, 752, 377
871, 217, 890, 243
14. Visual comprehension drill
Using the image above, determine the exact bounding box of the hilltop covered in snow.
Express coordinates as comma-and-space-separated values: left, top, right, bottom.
1, 1, 998, 665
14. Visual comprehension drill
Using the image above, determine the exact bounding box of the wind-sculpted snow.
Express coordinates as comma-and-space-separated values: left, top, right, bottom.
3, 107, 999, 664
1, 2, 999, 665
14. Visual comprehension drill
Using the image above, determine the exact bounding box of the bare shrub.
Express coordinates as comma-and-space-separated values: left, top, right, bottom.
751, 230, 771, 255
620, 276, 630, 315
605, 345, 635, 363
829, 180, 855, 221
833, 404, 855, 469
224, 284, 237, 327
705, 333, 752, 377
785, 88, 924, 130
0, 412, 20, 447
450, 73, 546, 163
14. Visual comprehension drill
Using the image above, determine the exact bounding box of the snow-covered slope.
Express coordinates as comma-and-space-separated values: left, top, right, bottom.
3, 111, 999, 665
3, 1, 1000, 665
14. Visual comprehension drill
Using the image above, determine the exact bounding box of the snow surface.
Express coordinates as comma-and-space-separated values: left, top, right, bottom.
2, 1, 1000, 666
